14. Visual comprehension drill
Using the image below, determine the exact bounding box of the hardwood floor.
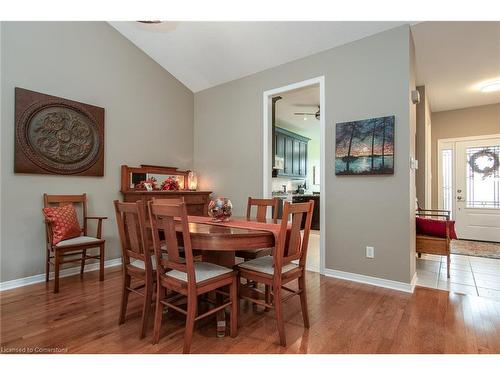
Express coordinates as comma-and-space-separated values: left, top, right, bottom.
1, 266, 499, 354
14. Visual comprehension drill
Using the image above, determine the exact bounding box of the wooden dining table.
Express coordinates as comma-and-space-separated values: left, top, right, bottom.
175, 216, 278, 266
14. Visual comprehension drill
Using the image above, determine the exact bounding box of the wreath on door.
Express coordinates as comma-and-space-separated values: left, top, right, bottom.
468, 149, 499, 179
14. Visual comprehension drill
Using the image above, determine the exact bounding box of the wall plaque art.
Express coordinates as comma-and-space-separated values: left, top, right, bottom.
15, 87, 104, 176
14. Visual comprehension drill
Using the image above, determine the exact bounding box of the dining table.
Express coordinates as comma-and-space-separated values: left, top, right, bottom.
176, 216, 278, 266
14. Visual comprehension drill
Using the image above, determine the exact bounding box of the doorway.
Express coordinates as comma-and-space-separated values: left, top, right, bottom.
262, 77, 325, 274
438, 134, 500, 242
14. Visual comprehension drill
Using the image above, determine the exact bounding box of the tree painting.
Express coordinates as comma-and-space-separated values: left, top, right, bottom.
335, 116, 395, 175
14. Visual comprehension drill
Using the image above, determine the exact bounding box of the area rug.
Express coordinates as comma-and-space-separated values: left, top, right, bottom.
451, 239, 500, 259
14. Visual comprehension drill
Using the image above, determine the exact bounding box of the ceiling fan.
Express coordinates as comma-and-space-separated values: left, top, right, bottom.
294, 105, 320, 120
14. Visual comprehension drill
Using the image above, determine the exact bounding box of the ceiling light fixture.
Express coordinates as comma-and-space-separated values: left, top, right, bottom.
137, 20, 162, 24
480, 80, 500, 93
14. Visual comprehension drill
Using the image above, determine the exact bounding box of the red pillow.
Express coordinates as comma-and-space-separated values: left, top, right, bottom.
416, 216, 457, 240
43, 204, 82, 244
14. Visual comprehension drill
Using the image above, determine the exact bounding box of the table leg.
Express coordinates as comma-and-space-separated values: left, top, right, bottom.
201, 251, 235, 338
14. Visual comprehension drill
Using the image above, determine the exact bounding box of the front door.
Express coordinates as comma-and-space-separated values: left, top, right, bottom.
455, 138, 500, 242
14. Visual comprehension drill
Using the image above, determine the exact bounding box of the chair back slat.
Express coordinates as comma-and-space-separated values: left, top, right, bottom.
274, 200, 314, 275
247, 197, 279, 221
44, 193, 87, 235
149, 202, 196, 284
152, 197, 184, 205
114, 200, 152, 272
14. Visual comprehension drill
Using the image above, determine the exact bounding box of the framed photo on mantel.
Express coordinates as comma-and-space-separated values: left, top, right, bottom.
14, 87, 105, 176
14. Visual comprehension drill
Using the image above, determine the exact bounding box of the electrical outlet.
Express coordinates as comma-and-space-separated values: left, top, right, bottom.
366, 246, 375, 259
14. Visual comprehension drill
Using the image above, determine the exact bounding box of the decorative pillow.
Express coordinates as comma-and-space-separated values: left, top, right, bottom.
43, 204, 82, 245
416, 216, 457, 240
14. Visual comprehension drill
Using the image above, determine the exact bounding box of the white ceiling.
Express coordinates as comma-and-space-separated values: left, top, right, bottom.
412, 21, 500, 112
109, 21, 408, 93
275, 84, 320, 139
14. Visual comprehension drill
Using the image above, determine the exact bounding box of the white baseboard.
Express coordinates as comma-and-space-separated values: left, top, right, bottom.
0, 258, 122, 292
323, 268, 417, 293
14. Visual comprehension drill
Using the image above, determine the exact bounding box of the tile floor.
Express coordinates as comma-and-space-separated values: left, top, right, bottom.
416, 253, 500, 302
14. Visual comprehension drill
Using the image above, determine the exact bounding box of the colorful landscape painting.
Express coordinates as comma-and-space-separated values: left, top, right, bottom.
335, 115, 395, 175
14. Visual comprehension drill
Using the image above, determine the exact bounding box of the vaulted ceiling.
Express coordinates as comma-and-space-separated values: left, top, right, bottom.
109, 21, 407, 93
110, 21, 500, 112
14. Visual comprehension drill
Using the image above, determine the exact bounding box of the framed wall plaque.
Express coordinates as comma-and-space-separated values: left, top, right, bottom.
15, 87, 105, 176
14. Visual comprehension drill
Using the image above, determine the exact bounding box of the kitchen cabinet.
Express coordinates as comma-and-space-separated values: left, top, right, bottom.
292, 195, 320, 231
275, 127, 309, 178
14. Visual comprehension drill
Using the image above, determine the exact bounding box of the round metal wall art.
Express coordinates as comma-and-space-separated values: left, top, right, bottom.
17, 100, 101, 175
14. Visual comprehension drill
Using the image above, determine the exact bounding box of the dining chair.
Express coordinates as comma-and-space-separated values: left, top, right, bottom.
152, 197, 185, 205
235, 197, 279, 261
114, 200, 156, 339
148, 201, 238, 353
236, 200, 314, 347
43, 194, 107, 293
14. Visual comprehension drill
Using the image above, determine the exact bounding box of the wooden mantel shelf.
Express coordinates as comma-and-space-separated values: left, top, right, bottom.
120, 164, 212, 216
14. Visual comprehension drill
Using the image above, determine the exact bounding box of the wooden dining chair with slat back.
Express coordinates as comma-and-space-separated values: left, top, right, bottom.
236, 200, 314, 347
148, 201, 238, 353
43, 194, 107, 293
114, 200, 156, 339
235, 197, 279, 260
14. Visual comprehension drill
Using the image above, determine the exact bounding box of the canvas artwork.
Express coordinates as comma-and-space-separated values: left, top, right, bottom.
335, 115, 395, 175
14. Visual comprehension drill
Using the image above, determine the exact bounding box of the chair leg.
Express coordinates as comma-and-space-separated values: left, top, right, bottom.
119, 273, 131, 325
80, 249, 87, 278
236, 274, 241, 326
99, 244, 105, 282
140, 280, 153, 339
298, 275, 310, 328
230, 275, 238, 338
45, 248, 50, 283
447, 254, 450, 278
264, 285, 270, 312
152, 284, 165, 345
183, 294, 198, 354
54, 251, 60, 293
273, 287, 286, 347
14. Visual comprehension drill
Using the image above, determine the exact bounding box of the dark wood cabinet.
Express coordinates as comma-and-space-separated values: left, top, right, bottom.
299, 142, 307, 176
275, 127, 309, 178
120, 165, 212, 216
292, 195, 320, 231
284, 136, 293, 175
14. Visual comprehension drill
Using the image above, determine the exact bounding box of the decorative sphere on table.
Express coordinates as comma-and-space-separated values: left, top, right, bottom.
208, 198, 232, 222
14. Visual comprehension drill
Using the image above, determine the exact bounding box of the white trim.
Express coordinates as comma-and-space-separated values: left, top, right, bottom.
323, 268, 417, 293
262, 76, 326, 275
437, 133, 500, 214
0, 258, 122, 292
437, 134, 500, 144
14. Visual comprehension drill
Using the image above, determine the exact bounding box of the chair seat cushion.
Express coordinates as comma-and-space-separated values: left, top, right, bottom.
416, 217, 457, 239
235, 247, 273, 259
43, 204, 82, 245
237, 255, 298, 275
130, 254, 158, 270
55, 235, 103, 247
166, 262, 232, 283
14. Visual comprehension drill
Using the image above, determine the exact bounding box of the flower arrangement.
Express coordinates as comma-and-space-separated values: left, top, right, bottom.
135, 177, 157, 191
208, 198, 232, 222
160, 177, 180, 191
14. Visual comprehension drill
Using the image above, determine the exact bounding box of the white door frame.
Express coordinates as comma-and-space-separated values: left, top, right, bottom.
437, 133, 500, 216
262, 76, 326, 274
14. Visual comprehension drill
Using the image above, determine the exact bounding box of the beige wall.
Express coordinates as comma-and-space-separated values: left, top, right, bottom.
431, 103, 500, 208
1, 22, 194, 282
415, 86, 432, 208
195, 26, 417, 283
